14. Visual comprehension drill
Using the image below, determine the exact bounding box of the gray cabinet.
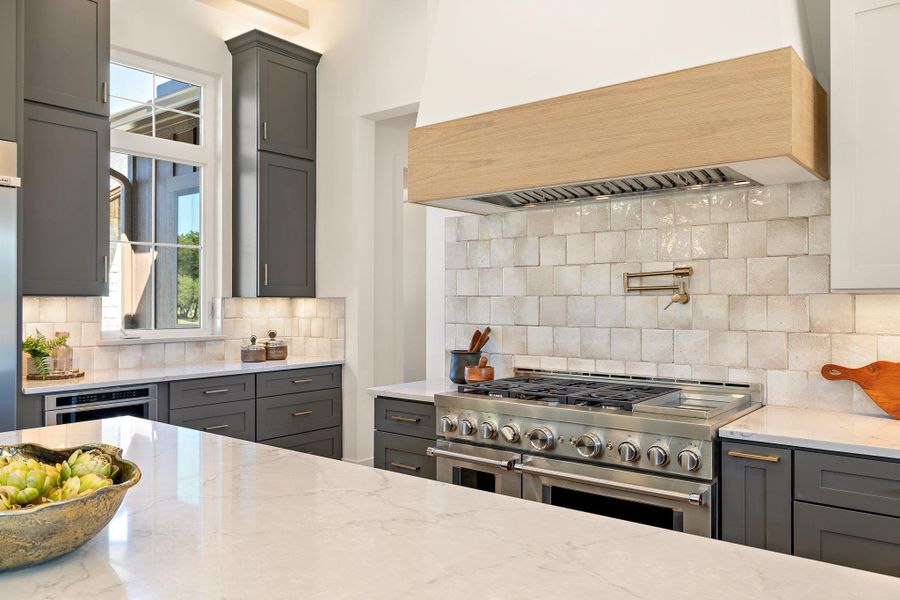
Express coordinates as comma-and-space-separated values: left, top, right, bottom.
256, 388, 341, 440
23, 0, 109, 117
169, 399, 256, 441
261, 426, 341, 459
0, 0, 16, 141
721, 441, 793, 554
22, 102, 109, 296
228, 30, 320, 298
373, 396, 437, 480
170, 375, 255, 410
795, 450, 900, 518
257, 365, 341, 397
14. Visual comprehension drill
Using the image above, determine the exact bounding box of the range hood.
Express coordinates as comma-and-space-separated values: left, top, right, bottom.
407, 48, 828, 214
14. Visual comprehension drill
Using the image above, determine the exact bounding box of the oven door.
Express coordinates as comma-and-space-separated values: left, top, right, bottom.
45, 399, 156, 425
428, 440, 522, 497
517, 455, 715, 537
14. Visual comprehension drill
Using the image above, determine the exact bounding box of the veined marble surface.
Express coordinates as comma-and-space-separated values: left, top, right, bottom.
21, 356, 343, 395
721, 406, 900, 459
1, 418, 898, 598
367, 379, 456, 403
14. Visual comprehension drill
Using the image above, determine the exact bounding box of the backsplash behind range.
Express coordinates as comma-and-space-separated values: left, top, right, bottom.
444, 181, 900, 416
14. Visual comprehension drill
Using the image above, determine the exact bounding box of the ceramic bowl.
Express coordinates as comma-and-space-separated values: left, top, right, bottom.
0, 443, 140, 571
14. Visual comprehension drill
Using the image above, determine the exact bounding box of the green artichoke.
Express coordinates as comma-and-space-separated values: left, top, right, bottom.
0, 484, 40, 506
66, 449, 118, 479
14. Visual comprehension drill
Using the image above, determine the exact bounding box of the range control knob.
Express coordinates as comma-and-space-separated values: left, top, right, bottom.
459, 419, 476, 436
479, 421, 497, 440
617, 441, 640, 463
526, 427, 555, 451
439, 416, 457, 433
574, 433, 603, 458
677, 449, 702, 472
499, 425, 520, 443
647, 445, 670, 467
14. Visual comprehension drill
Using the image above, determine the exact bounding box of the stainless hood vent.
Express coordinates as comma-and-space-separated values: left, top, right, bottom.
476, 166, 756, 209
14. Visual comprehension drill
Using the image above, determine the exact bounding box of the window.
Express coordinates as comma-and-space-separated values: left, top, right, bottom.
103, 55, 218, 338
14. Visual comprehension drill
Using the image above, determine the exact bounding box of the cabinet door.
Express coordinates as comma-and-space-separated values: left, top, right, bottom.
0, 0, 16, 142
721, 442, 793, 554
169, 399, 255, 441
23, 0, 109, 117
23, 103, 109, 296
374, 431, 436, 480
256, 388, 342, 441
261, 426, 342, 459
794, 501, 900, 577
258, 49, 315, 159
831, 0, 900, 288
258, 152, 315, 296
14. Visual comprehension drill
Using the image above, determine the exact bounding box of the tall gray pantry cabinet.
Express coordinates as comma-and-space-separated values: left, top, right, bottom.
228, 31, 320, 298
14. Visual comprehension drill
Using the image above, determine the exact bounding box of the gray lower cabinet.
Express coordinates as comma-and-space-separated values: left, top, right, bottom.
721, 441, 793, 554
260, 426, 342, 459
23, 0, 109, 117
0, 0, 16, 142
22, 102, 109, 295
256, 365, 339, 398
169, 375, 255, 410
794, 450, 900, 518
169, 399, 256, 442
256, 388, 341, 440
373, 396, 437, 480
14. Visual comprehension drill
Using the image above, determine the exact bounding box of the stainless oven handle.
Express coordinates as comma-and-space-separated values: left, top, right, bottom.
514, 462, 705, 506
46, 398, 153, 415
426, 447, 517, 471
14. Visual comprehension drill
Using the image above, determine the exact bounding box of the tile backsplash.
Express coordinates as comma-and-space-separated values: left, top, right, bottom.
444, 181, 900, 416
23, 297, 345, 371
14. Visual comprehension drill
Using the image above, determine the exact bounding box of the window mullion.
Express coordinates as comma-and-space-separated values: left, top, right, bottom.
150, 158, 157, 331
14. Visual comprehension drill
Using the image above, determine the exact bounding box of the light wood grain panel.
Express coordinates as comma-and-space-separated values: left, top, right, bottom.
408, 48, 828, 205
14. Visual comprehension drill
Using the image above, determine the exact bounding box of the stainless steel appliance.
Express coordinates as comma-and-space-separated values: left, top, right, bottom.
429, 371, 762, 537
0, 140, 20, 432
44, 385, 158, 425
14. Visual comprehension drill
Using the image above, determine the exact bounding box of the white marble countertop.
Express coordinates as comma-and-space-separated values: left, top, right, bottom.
721, 406, 900, 459
1, 417, 898, 598
366, 379, 456, 403
21, 356, 343, 395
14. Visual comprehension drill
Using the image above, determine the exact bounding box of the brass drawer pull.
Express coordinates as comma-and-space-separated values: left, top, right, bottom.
292, 378, 313, 384
390, 415, 420, 424
292, 410, 313, 417
203, 388, 230, 395
389, 462, 420, 472
203, 424, 229, 431
727, 450, 781, 463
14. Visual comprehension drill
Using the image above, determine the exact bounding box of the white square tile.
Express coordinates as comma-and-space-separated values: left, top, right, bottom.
625, 296, 658, 328
117, 346, 141, 369
708, 331, 747, 367
610, 198, 642, 229
806, 375, 853, 413
445, 218, 458, 242
595, 359, 626, 375
541, 356, 569, 371
709, 188, 748, 223
692, 295, 729, 330
856, 295, 900, 334
503, 326, 527, 354
553, 206, 582, 235
502, 212, 527, 238
553, 266, 582, 295
164, 343, 185, 366
540, 236, 566, 265
581, 328, 611, 359
595, 231, 625, 263
878, 335, 900, 360
22, 298, 40, 323
747, 331, 787, 369
767, 296, 809, 332
567, 358, 596, 373
658, 363, 693, 378
527, 326, 553, 355
479, 215, 503, 240
788, 255, 830, 294
581, 264, 611, 295
728, 221, 766, 257
710, 258, 746, 294
581, 202, 610, 232
767, 218, 808, 256
788, 181, 830, 217
766, 370, 809, 407
39, 298, 67, 323
747, 257, 788, 295
489, 238, 515, 267
692, 365, 728, 381
641, 194, 674, 228
457, 216, 480, 240
728, 368, 767, 386
691, 224, 727, 259
626, 362, 658, 377
657, 296, 692, 329
566, 233, 595, 264
658, 226, 692, 260
527, 210, 554, 236
525, 266, 553, 296
831, 334, 877, 366
610, 328, 641, 361
502, 267, 527, 296
808, 215, 830, 255
641, 329, 673, 362
682, 260, 710, 294
729, 296, 767, 330
94, 346, 119, 370
748, 184, 788, 221
596, 296, 626, 328
625, 229, 658, 261
491, 297, 516, 325
515, 297, 540, 325
514, 238, 539, 266
457, 270, 478, 296
445, 270, 458, 296
567, 296, 596, 326
610, 263, 641, 294
540, 297, 567, 326
66, 297, 95, 323
478, 268, 502, 295
788, 333, 831, 370
553, 327, 581, 357
467, 297, 490, 324
674, 191, 710, 225
809, 294, 854, 333
140, 344, 165, 368
467, 240, 491, 268
445, 297, 467, 322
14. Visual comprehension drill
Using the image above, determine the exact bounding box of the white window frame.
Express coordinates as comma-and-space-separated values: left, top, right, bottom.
103, 48, 223, 342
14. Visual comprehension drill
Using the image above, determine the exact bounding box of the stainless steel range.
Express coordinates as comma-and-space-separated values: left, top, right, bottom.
428, 371, 762, 537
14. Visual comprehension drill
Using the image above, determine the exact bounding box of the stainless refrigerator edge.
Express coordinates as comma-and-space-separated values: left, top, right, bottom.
0, 140, 20, 432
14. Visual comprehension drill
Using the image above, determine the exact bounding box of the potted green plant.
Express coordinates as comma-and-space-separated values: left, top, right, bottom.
22, 331, 69, 378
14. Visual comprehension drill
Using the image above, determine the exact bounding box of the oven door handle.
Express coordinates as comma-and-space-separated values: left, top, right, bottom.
426, 447, 517, 471
514, 462, 705, 506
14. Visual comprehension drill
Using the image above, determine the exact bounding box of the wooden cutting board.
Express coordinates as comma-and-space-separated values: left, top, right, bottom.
821, 361, 900, 419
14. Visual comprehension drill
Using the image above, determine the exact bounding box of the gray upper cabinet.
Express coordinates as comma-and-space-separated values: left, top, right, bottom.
0, 0, 17, 141
23, 102, 109, 296
23, 0, 109, 117
721, 441, 793, 554
228, 30, 320, 298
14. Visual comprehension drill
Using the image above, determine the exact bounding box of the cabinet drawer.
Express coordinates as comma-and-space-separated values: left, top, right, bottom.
170, 400, 255, 441
795, 451, 900, 518
374, 431, 436, 480
256, 388, 341, 440
169, 375, 255, 410
794, 501, 900, 577
256, 366, 340, 398
261, 427, 342, 459
374, 397, 436, 439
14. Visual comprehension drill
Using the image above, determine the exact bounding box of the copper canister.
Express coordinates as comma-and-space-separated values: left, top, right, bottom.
263, 330, 288, 360
241, 335, 267, 363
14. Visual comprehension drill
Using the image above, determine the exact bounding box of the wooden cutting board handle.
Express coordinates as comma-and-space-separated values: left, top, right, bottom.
821, 363, 874, 383
821, 361, 900, 419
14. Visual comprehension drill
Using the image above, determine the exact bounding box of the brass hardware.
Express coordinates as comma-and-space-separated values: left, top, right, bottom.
203, 388, 230, 395
292, 410, 313, 417
624, 266, 693, 292
389, 462, 421, 472
263, 263, 268, 286
262, 121, 268, 140
727, 450, 780, 463
664, 281, 690, 310
203, 424, 229, 431
390, 416, 421, 423
292, 378, 313, 384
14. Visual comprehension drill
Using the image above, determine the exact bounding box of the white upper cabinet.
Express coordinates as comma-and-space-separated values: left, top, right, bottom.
831, 0, 900, 289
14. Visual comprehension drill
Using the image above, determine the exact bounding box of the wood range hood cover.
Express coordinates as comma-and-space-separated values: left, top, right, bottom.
407, 47, 828, 215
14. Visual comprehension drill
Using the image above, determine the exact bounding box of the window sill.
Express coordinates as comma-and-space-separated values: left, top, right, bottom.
98, 334, 226, 346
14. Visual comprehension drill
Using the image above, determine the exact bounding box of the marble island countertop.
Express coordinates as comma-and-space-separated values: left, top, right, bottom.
366, 379, 456, 403
721, 406, 900, 459
1, 417, 898, 598
21, 356, 344, 395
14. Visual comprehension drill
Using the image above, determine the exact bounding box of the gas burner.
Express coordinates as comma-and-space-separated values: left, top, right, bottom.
567, 384, 681, 411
